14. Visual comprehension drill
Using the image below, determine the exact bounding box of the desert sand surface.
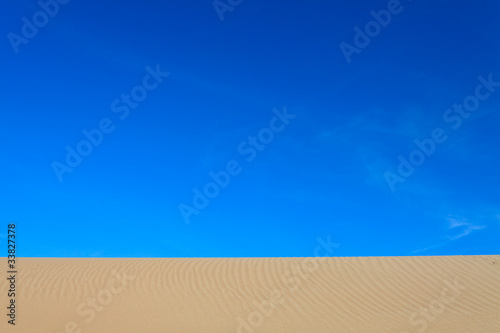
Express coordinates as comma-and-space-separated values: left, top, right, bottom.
1, 255, 499, 332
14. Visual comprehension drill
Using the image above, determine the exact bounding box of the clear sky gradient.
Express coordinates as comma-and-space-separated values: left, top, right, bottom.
1, 0, 499, 257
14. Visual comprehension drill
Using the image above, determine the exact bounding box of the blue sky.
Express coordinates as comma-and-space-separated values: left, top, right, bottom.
1, 0, 499, 257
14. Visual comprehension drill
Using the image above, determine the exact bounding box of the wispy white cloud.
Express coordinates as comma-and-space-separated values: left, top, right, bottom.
446, 216, 469, 229
446, 215, 486, 241
413, 242, 448, 254
445, 214, 488, 239
412, 212, 494, 253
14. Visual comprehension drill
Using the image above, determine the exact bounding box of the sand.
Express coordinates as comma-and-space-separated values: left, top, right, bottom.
1, 255, 499, 332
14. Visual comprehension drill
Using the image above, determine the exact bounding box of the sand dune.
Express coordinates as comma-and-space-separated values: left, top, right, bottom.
1, 256, 499, 332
